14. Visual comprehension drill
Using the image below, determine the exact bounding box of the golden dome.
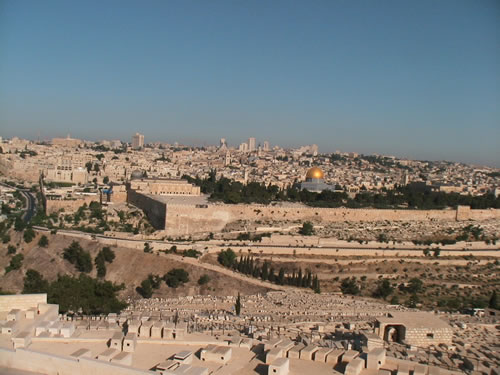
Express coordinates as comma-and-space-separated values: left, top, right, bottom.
306, 167, 324, 180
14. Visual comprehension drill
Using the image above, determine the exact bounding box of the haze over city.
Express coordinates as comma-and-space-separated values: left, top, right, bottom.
1, 0, 499, 166
1, 2, 500, 374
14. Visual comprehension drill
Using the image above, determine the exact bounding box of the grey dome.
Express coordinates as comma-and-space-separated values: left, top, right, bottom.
130, 170, 144, 179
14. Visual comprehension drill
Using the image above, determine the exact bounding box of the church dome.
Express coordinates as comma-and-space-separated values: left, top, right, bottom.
306, 167, 324, 180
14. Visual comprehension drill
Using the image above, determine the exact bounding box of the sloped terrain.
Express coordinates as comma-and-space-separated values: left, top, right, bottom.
0, 231, 269, 299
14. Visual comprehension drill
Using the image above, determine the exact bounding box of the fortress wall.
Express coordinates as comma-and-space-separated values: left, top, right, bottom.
46, 195, 99, 214
0, 294, 47, 312
164, 204, 500, 236
127, 190, 166, 230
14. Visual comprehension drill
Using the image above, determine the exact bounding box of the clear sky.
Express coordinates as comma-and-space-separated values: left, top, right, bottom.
0, 0, 498, 166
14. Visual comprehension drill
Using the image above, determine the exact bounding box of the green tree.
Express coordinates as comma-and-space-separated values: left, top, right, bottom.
2, 233, 11, 243
407, 294, 420, 308
341, 277, 360, 295
14, 217, 26, 232
433, 248, 441, 257
137, 278, 153, 298
101, 247, 115, 263
7, 245, 16, 255
299, 221, 314, 236
313, 275, 321, 293
95, 253, 106, 278
23, 227, 36, 243
144, 242, 153, 253
217, 248, 237, 268
261, 262, 269, 280
373, 279, 394, 300
489, 290, 498, 310
23, 269, 49, 293
407, 278, 423, 294
164, 268, 190, 288
85, 161, 93, 173
278, 268, 285, 285
48, 274, 127, 314
38, 235, 49, 247
63, 241, 92, 273
103, 176, 109, 184
390, 295, 400, 305
5, 254, 24, 273
198, 274, 210, 285
235, 292, 241, 316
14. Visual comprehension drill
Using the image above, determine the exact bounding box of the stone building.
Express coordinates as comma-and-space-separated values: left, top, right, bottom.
375, 312, 453, 347
129, 177, 201, 196
300, 167, 335, 193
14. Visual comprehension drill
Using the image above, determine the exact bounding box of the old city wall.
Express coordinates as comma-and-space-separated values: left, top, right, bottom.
127, 190, 166, 230
46, 195, 99, 214
46, 191, 127, 214
164, 204, 500, 236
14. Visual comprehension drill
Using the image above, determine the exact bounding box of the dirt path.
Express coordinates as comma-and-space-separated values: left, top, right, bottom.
236, 255, 493, 266
160, 253, 288, 291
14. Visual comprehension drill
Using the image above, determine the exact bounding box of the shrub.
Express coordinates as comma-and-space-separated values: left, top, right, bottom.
144, 242, 153, 253
164, 268, 189, 288
5, 254, 24, 273
341, 277, 360, 295
23, 227, 36, 243
101, 247, 115, 263
137, 278, 153, 298
63, 241, 92, 273
299, 222, 314, 236
7, 245, 16, 255
218, 248, 236, 267
23, 269, 49, 293
183, 249, 201, 258
198, 274, 210, 285
38, 235, 49, 247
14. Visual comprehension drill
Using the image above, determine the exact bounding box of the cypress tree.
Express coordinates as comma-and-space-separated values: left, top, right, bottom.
261, 262, 269, 281
235, 292, 241, 316
278, 268, 285, 285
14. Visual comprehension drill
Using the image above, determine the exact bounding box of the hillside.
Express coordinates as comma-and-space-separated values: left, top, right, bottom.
0, 231, 270, 299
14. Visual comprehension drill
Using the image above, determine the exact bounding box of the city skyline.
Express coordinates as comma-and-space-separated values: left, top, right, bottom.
1, 0, 498, 166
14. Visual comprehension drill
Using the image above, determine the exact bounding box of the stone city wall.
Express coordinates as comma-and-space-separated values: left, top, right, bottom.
164, 203, 500, 236
127, 190, 166, 230
0, 156, 40, 183
46, 191, 127, 214
46, 195, 99, 214
0, 294, 47, 312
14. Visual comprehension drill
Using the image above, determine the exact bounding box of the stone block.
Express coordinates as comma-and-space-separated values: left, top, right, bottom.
345, 358, 365, 375
266, 348, 283, 364
314, 347, 332, 362
97, 348, 118, 361
111, 351, 132, 366
268, 357, 289, 375
367, 348, 386, 370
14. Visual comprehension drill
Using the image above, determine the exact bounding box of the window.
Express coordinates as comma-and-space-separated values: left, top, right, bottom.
426, 333, 434, 338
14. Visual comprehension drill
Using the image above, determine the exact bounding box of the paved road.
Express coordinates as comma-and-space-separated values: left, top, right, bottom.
20, 190, 36, 223
0, 181, 37, 223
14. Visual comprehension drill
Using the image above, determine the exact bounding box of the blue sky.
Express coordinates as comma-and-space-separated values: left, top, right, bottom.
0, 0, 498, 166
